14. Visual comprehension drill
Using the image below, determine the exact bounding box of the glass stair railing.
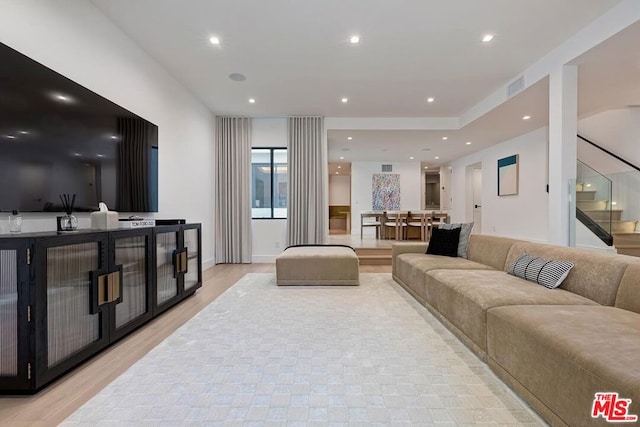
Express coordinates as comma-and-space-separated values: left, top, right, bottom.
571, 161, 613, 245
573, 135, 640, 255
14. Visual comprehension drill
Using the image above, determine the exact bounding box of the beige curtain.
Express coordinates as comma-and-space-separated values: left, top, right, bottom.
287, 116, 326, 246
215, 117, 252, 263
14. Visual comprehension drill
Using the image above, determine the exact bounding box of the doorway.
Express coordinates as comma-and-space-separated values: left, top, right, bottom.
328, 163, 351, 234
465, 163, 482, 233
424, 172, 441, 209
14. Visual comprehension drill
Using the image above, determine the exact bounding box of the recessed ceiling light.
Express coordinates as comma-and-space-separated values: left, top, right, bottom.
110, 135, 118, 140
229, 73, 246, 82
409, 156, 414, 160
53, 93, 72, 102
466, 141, 472, 145
442, 136, 448, 140
6, 135, 16, 139
350, 35, 360, 44
522, 115, 531, 120
347, 136, 352, 140
427, 97, 435, 103
97, 154, 104, 158
209, 36, 220, 45
73, 152, 81, 157
338, 165, 342, 169
248, 98, 256, 104
482, 34, 495, 43
340, 156, 344, 160
435, 156, 440, 160
424, 166, 429, 169
341, 97, 349, 103
19, 130, 28, 135
335, 172, 339, 175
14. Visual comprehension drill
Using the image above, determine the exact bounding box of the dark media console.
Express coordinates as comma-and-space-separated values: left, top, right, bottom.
0, 223, 201, 393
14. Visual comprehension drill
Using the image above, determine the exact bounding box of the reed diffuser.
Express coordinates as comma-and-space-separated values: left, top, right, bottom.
57, 193, 78, 232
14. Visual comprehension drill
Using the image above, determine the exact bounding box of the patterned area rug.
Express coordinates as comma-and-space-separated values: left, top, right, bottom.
63, 273, 544, 425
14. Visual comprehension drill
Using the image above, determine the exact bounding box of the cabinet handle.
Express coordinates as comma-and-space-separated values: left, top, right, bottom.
174, 250, 188, 275
98, 274, 109, 306
109, 271, 121, 302
181, 250, 188, 274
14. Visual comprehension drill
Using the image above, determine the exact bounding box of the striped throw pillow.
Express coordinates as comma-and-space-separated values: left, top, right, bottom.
508, 253, 574, 289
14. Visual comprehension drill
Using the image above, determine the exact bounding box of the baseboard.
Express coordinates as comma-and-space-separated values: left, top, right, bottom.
203, 258, 216, 270
252, 255, 278, 263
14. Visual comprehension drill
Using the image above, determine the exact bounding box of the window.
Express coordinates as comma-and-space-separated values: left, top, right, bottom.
251, 148, 287, 218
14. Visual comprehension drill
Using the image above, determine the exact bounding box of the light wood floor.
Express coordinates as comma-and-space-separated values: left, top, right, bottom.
0, 263, 391, 426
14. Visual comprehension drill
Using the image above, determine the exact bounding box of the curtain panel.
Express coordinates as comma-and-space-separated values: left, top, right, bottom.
215, 117, 252, 263
287, 116, 326, 246
117, 117, 153, 211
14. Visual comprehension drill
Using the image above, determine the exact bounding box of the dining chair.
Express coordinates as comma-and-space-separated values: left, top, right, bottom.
383, 210, 409, 240
360, 211, 383, 239
406, 211, 429, 241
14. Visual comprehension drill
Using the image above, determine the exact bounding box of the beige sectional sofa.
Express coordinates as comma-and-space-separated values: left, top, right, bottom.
392, 235, 640, 426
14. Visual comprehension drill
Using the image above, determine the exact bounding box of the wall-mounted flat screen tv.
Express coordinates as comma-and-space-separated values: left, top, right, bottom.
0, 41, 158, 213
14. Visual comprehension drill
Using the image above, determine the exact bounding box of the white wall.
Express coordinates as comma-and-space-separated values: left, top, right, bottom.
251, 118, 287, 262
449, 127, 549, 242
329, 175, 351, 205
0, 1, 216, 267
579, 107, 640, 167
350, 161, 421, 235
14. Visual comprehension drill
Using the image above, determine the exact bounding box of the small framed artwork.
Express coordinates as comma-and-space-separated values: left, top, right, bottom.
497, 154, 519, 196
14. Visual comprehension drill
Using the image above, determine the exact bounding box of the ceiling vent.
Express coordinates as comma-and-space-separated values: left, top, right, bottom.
507, 76, 525, 98
381, 164, 393, 172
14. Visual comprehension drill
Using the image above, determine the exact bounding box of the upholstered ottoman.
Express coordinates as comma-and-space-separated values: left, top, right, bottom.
276, 245, 359, 285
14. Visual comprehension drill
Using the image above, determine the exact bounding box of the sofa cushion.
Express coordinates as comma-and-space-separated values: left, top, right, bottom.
394, 253, 494, 303
424, 269, 598, 354
615, 262, 640, 315
439, 222, 474, 258
505, 241, 629, 306
487, 305, 640, 426
466, 235, 520, 271
508, 253, 574, 289
426, 227, 460, 257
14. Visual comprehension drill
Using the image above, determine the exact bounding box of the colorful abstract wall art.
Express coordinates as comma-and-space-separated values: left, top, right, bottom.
372, 174, 400, 210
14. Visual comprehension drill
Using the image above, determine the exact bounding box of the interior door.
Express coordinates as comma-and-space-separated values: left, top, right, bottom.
473, 167, 482, 233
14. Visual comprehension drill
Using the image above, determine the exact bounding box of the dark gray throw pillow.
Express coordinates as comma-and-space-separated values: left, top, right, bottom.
426, 227, 461, 257
508, 253, 574, 289
439, 222, 474, 258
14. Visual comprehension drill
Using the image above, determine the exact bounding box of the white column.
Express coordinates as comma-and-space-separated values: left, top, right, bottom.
548, 65, 578, 246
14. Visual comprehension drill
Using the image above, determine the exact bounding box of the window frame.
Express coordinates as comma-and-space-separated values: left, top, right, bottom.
251, 147, 287, 219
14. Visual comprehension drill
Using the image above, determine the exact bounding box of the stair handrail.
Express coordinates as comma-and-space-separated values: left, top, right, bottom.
577, 134, 640, 173
576, 207, 613, 246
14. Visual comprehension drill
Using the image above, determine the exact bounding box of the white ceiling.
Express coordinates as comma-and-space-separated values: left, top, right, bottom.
90, 0, 636, 166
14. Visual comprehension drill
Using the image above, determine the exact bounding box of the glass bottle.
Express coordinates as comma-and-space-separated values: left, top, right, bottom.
9, 210, 22, 233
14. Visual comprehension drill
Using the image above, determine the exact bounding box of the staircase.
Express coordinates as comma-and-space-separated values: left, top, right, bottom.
576, 134, 640, 256
575, 188, 637, 234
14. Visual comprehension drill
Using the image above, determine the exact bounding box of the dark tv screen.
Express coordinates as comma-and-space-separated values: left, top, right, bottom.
0, 41, 158, 213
